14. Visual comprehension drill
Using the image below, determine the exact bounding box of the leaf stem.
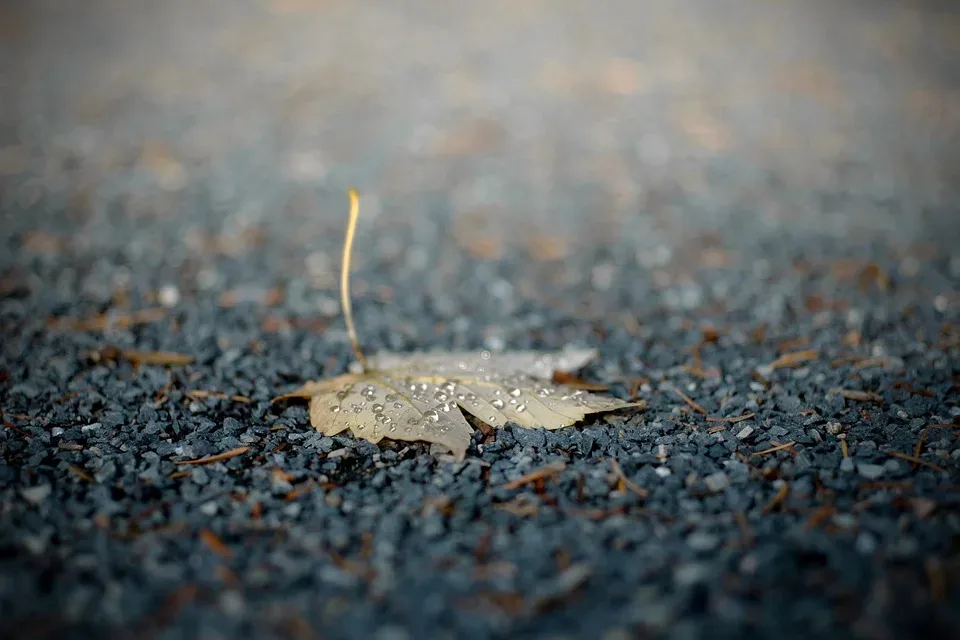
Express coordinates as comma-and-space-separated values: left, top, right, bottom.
341, 188, 368, 372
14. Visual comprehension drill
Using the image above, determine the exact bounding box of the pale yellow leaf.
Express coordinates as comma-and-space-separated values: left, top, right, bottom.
279, 348, 642, 460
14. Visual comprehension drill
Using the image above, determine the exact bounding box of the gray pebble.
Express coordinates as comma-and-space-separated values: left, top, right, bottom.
704, 472, 730, 492
857, 463, 885, 480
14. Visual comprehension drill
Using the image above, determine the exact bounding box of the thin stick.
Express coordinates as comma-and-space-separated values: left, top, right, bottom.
887, 450, 946, 473
670, 386, 708, 415
609, 459, 649, 499
751, 441, 796, 456
173, 446, 251, 465
761, 482, 789, 513
706, 412, 756, 424
501, 461, 567, 490
341, 188, 368, 372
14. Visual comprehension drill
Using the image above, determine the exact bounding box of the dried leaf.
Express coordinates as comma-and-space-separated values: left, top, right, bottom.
277, 348, 638, 460
277, 190, 639, 460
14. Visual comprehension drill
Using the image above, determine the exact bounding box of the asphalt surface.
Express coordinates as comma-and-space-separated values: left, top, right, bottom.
1, 1, 959, 639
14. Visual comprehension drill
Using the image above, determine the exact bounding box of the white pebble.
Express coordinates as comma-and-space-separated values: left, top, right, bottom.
158, 284, 180, 308
21, 485, 52, 505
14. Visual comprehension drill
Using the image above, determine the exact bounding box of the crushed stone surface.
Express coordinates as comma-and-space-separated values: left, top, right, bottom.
1, 1, 958, 638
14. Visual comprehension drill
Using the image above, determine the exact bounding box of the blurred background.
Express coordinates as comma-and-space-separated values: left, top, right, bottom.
1, 0, 958, 324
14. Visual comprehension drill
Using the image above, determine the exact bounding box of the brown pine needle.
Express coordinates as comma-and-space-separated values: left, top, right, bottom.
804, 504, 835, 530
891, 381, 935, 398
286, 481, 316, 501
609, 459, 649, 499
752, 441, 796, 456
912, 428, 929, 470
761, 483, 790, 514
707, 412, 756, 424
768, 349, 818, 370
501, 461, 567, 490
887, 450, 946, 473
199, 529, 233, 558
858, 481, 913, 491
174, 446, 251, 466
831, 388, 883, 403
671, 387, 708, 415
121, 349, 194, 366
51, 307, 166, 332
1, 419, 31, 439
925, 557, 947, 602
852, 356, 895, 371
67, 464, 95, 483
185, 389, 253, 403
734, 510, 754, 547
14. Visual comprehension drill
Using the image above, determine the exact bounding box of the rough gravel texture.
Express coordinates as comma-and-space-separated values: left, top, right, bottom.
2, 1, 959, 639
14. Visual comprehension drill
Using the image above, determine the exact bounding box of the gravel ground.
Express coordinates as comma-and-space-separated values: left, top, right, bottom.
2, 1, 959, 639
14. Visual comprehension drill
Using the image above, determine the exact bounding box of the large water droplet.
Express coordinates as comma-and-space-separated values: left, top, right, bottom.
423, 410, 440, 423
492, 398, 505, 409
329, 405, 341, 413
516, 404, 527, 413
372, 403, 384, 413
393, 402, 403, 409
508, 388, 521, 397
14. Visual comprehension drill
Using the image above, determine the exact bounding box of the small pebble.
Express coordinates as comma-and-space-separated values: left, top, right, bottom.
857, 463, 886, 480
21, 485, 52, 505
704, 472, 730, 492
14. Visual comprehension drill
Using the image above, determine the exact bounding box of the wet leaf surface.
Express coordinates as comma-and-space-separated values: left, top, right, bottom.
277, 348, 642, 459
